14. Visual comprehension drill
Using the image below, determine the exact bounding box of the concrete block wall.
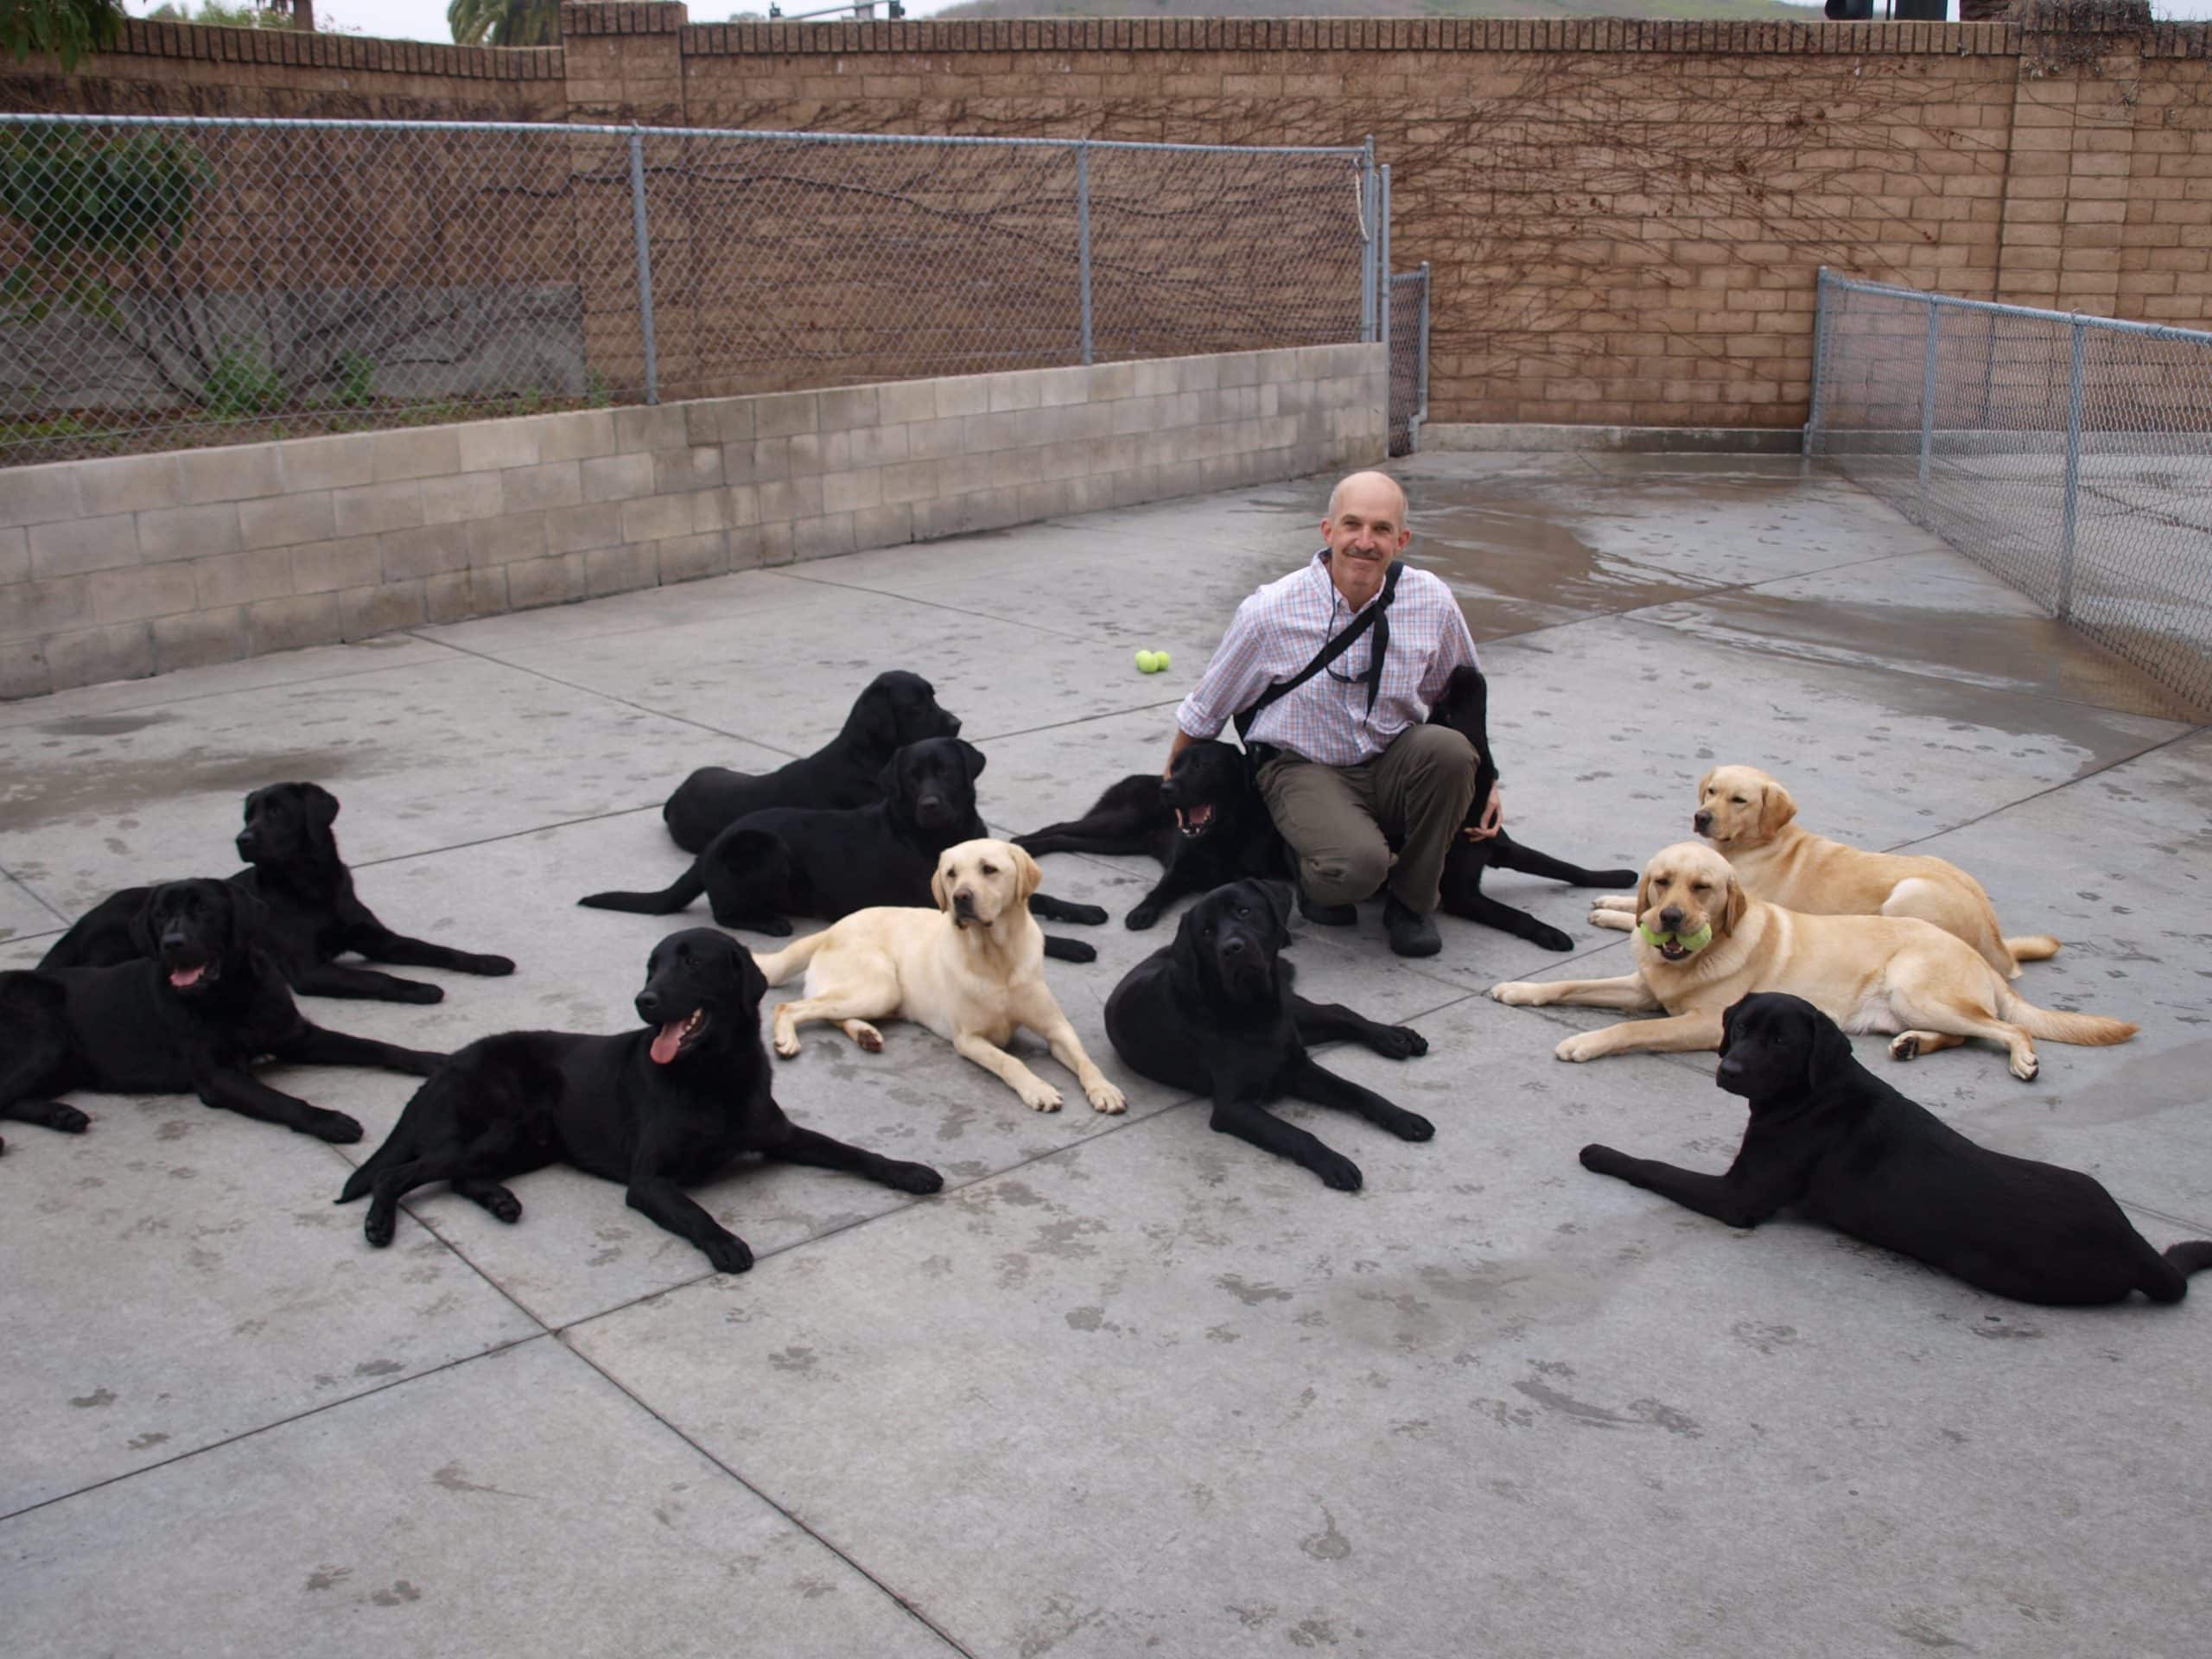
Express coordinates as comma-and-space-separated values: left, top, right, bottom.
0, 343, 1382, 700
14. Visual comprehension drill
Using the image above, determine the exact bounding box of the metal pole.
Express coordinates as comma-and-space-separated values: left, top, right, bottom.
1804, 266, 1833, 458
2058, 317, 2085, 622
1379, 163, 1392, 373
1076, 141, 1093, 368
1414, 259, 1431, 452
1916, 296, 1940, 518
1360, 137, 1376, 344
627, 130, 659, 407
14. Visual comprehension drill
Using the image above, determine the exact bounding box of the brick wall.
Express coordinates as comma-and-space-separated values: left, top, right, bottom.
0, 344, 1382, 698
17, 10, 2212, 432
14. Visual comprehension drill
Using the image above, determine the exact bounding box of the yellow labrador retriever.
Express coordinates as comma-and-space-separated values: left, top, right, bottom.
1589, 765, 2059, 979
1498, 842, 2131, 1079
757, 838, 1126, 1116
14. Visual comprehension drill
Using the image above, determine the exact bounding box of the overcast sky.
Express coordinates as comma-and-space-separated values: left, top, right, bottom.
127, 0, 2212, 48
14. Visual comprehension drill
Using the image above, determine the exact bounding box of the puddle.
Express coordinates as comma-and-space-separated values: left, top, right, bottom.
0, 746, 361, 834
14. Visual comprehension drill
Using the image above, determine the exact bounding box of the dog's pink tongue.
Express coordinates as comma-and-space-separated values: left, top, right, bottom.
169, 964, 205, 989
650, 1020, 685, 1065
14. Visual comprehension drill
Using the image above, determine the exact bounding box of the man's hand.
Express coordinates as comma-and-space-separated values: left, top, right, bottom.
1462, 783, 1503, 842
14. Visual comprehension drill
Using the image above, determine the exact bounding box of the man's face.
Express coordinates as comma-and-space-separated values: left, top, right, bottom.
1321, 476, 1411, 598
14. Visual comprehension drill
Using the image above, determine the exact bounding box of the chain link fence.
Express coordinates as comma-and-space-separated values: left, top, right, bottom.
1387, 264, 1428, 457
0, 115, 1376, 469
1808, 269, 2212, 711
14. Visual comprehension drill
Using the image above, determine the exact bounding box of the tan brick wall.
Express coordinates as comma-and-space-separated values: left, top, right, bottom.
18, 12, 2212, 434
0, 344, 1382, 698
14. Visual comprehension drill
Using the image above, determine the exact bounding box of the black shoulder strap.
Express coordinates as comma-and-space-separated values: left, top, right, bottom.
1235, 560, 1404, 741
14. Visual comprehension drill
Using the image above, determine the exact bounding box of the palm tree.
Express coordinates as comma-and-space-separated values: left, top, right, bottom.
448, 0, 558, 47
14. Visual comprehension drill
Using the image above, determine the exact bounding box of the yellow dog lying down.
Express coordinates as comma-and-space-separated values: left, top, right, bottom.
1500, 842, 2131, 1080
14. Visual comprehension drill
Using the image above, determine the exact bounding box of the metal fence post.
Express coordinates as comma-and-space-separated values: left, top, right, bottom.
1360, 137, 1376, 344
1804, 266, 1833, 457
1414, 259, 1431, 451
2058, 316, 2086, 622
1378, 164, 1392, 372
627, 129, 659, 407
1075, 140, 1094, 367
1916, 296, 1940, 518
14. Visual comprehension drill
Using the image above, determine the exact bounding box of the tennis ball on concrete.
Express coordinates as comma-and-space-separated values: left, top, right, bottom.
1134, 649, 1158, 672
1153, 650, 1170, 671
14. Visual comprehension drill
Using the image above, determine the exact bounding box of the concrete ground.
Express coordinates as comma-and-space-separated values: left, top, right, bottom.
3, 452, 2209, 1659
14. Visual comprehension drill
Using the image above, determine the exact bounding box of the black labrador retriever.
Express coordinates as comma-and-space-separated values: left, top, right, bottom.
663, 670, 963, 854
1103, 878, 1432, 1191
1427, 664, 1637, 950
1016, 738, 1285, 931
2, 879, 443, 1147
39, 782, 516, 1005
338, 928, 943, 1270
1581, 993, 2212, 1306
582, 737, 1107, 962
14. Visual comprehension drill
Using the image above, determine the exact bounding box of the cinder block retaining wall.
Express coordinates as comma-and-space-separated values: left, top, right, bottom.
0, 344, 1382, 699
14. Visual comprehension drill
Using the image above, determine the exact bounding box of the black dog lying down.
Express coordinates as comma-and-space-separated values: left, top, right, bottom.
2, 880, 442, 1148
1427, 664, 1637, 950
583, 737, 1108, 963
340, 928, 943, 1270
1582, 993, 2212, 1306
39, 782, 515, 1005
1104, 878, 1432, 1190
1017, 738, 1284, 931
663, 670, 963, 854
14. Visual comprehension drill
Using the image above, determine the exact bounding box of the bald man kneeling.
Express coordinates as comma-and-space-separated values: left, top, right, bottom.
1163, 471, 1486, 959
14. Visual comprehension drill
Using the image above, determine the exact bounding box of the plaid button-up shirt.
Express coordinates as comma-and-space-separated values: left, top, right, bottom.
1174, 550, 1479, 767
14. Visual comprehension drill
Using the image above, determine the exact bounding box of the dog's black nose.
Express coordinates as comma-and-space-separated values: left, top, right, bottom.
635, 990, 664, 1023
1693, 810, 1713, 833
1220, 935, 1248, 957
952, 891, 976, 915
1659, 906, 1684, 931
944, 715, 962, 734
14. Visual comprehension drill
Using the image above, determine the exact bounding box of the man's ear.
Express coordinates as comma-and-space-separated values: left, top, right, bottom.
1013, 847, 1043, 906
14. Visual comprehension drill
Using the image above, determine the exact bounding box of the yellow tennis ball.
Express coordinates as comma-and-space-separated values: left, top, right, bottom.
1134, 649, 1157, 672
1154, 649, 1170, 671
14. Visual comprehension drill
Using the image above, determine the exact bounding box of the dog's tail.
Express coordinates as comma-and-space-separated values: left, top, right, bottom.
337, 1122, 413, 1205
2139, 1240, 2212, 1304
753, 926, 835, 988
1998, 986, 2137, 1047
2005, 934, 2062, 966
577, 866, 704, 915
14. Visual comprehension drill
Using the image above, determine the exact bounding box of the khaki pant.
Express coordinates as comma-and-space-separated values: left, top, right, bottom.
1258, 725, 1478, 913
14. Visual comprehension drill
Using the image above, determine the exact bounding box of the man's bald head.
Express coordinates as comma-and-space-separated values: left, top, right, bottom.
1326, 470, 1408, 525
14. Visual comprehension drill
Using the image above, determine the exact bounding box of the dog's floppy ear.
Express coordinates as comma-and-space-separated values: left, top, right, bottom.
1758, 780, 1797, 839
957, 739, 987, 781
1696, 767, 1714, 801
1257, 878, 1295, 947
1012, 846, 1043, 906
1720, 870, 1749, 938
226, 884, 267, 965
1166, 902, 1208, 993
301, 782, 340, 852
128, 889, 162, 960
1719, 995, 1749, 1057
875, 749, 906, 798
930, 865, 952, 916
732, 938, 768, 1011
1635, 864, 1655, 921
1800, 1000, 1853, 1094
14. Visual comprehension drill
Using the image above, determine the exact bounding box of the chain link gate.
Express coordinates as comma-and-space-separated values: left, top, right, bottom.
1387, 264, 1428, 457
1807, 269, 2212, 712
0, 115, 1376, 469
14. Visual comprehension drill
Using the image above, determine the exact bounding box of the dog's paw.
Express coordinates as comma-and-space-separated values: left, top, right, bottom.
1389, 1109, 1435, 1142
2010, 1050, 2040, 1083
849, 1022, 885, 1053
772, 1030, 802, 1058
1020, 1083, 1065, 1113
1580, 1143, 1630, 1175
1373, 1025, 1428, 1059
394, 981, 445, 1005
1313, 1150, 1364, 1192
1586, 908, 1635, 931
753, 917, 795, 938
704, 1233, 755, 1275
483, 1190, 523, 1224
49, 1103, 92, 1135
1554, 1032, 1608, 1064
1529, 924, 1576, 952
398, 1050, 444, 1077
308, 1109, 365, 1144
884, 1160, 944, 1194
1055, 939, 1099, 964
1889, 1033, 1922, 1062
1061, 902, 1109, 925
1125, 904, 1162, 931
467, 954, 518, 977
1490, 981, 1541, 1005
363, 1208, 397, 1249
1590, 872, 1640, 891
1086, 1080, 1128, 1115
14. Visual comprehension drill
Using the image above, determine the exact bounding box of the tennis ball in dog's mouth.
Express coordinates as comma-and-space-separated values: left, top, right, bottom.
1637, 920, 1714, 957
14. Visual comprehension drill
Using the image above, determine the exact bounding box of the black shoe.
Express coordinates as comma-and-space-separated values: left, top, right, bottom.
1384, 895, 1441, 958
1300, 890, 1357, 927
